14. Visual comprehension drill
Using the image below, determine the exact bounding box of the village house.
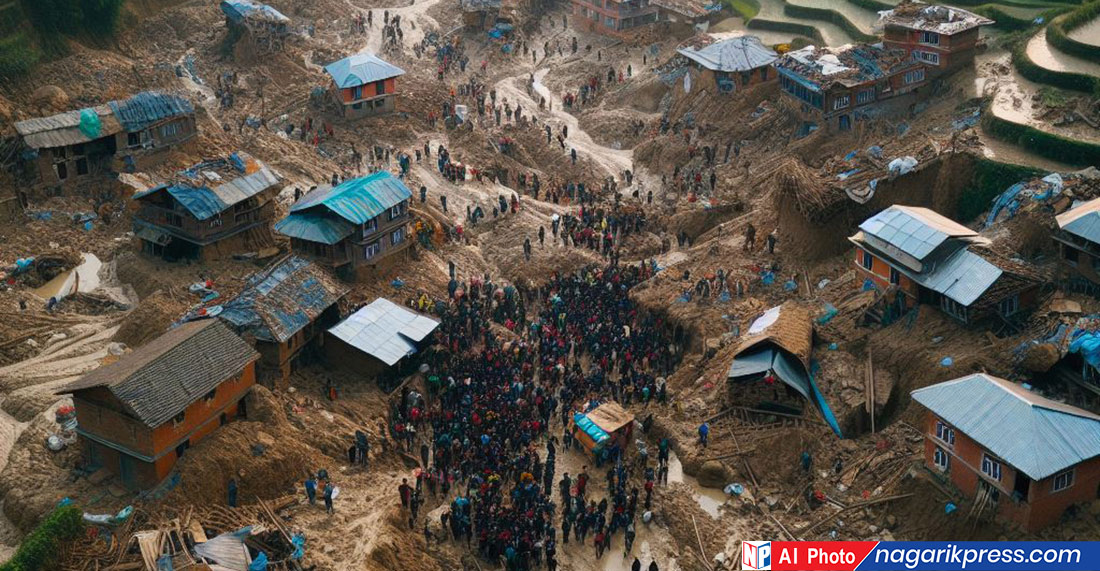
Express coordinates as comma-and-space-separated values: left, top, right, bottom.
850, 205, 1041, 327
570, 0, 659, 37
460, 0, 502, 30
677, 35, 778, 94
912, 373, 1100, 531
58, 320, 259, 489
220, 255, 349, 388
776, 44, 927, 132
325, 298, 440, 383
221, 0, 291, 51
14, 92, 196, 195
324, 53, 405, 118
880, 1, 994, 76
1053, 197, 1100, 286
274, 171, 413, 280
131, 152, 280, 261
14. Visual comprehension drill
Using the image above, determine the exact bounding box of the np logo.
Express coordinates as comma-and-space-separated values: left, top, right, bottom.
743, 541, 772, 570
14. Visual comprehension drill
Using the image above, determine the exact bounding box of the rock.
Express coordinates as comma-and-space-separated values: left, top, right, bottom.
1021, 343, 1059, 373
884, 514, 897, 529
31, 85, 69, 111
107, 342, 127, 356
696, 460, 732, 488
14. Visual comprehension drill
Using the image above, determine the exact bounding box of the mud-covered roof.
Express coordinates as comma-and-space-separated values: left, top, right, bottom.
881, 1, 994, 35
777, 44, 921, 90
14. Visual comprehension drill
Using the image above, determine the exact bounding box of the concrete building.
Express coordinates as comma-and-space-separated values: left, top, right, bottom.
275, 171, 413, 281
59, 320, 259, 489
325, 298, 440, 382
879, 1, 994, 76
324, 53, 405, 118
571, 0, 659, 37
677, 35, 778, 94
1054, 197, 1100, 285
132, 152, 280, 261
849, 205, 1041, 327
912, 373, 1100, 531
776, 44, 927, 132
220, 255, 349, 388
14, 92, 196, 195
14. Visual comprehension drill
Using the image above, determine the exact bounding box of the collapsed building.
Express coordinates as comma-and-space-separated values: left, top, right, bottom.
879, 0, 994, 75
676, 35, 778, 94
131, 152, 281, 261
221, 0, 292, 52
776, 44, 927, 132
13, 92, 196, 195
461, 0, 503, 30
324, 53, 406, 118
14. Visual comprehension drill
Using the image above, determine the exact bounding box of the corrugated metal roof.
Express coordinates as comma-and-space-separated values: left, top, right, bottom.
324, 53, 406, 89
907, 248, 1002, 307
109, 92, 194, 132
274, 212, 355, 244
58, 320, 258, 428
220, 256, 348, 343
221, 0, 289, 23
678, 36, 777, 72
727, 347, 811, 400
15, 105, 123, 149
133, 164, 279, 221
911, 373, 1100, 480
328, 298, 439, 366
290, 171, 412, 224
1057, 197, 1100, 245
859, 205, 978, 262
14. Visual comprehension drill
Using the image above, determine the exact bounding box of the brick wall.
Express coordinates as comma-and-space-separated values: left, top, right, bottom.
852, 248, 919, 298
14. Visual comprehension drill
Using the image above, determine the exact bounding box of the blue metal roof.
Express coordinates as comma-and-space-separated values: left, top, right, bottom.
221, 0, 289, 24
906, 248, 1002, 307
220, 256, 348, 343
133, 164, 279, 221
1058, 197, 1100, 245
290, 171, 412, 225
912, 373, 1100, 480
324, 53, 406, 89
274, 212, 355, 244
109, 92, 194, 132
859, 205, 977, 262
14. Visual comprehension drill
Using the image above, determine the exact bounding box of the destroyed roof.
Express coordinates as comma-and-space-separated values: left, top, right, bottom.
274, 212, 356, 245
328, 298, 440, 366
777, 44, 920, 90
1057, 197, 1100, 245
324, 52, 406, 88
880, 1, 994, 35
651, 0, 711, 17
132, 152, 279, 221
108, 92, 194, 132
732, 303, 813, 369
58, 320, 258, 428
221, 0, 290, 24
14, 105, 122, 149
912, 373, 1100, 480
288, 171, 412, 224
677, 35, 778, 73
220, 256, 349, 343
858, 205, 979, 262
586, 402, 634, 433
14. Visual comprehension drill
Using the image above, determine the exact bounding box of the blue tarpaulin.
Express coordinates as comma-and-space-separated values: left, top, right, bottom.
573, 412, 611, 449
983, 182, 1026, 229
1070, 331, 1100, 369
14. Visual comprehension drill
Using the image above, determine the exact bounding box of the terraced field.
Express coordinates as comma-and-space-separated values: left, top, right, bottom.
787, 0, 882, 34
1067, 15, 1100, 46
1026, 25, 1100, 77
754, 0, 860, 45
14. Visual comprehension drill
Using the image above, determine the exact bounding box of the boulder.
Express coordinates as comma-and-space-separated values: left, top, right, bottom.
31, 86, 69, 112
696, 460, 732, 488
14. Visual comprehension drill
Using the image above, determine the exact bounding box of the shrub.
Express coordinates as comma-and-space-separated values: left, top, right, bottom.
727, 0, 761, 21
957, 158, 1044, 222
980, 104, 1100, 168
1010, 34, 1100, 93
1047, 1, 1100, 60
0, 506, 85, 571
0, 32, 42, 80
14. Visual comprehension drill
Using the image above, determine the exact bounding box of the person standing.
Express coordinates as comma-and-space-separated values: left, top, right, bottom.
399, 478, 413, 509
305, 475, 317, 505
323, 481, 335, 514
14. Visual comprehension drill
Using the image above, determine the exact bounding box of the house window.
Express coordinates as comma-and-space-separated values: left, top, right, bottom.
204, 388, 217, 402
353, 85, 364, 100
935, 421, 955, 446
741, 71, 752, 86
127, 132, 141, 147
833, 95, 850, 110
76, 157, 89, 176
917, 51, 940, 65
1052, 469, 1075, 492
173, 411, 186, 426
860, 250, 873, 270
999, 295, 1020, 317
52, 147, 68, 160
606, 16, 615, 28
161, 122, 180, 138
889, 267, 900, 286
760, 67, 769, 81
904, 69, 925, 84
374, 99, 386, 109
940, 297, 967, 322
374, 80, 387, 95
364, 217, 378, 234
364, 240, 381, 259
933, 447, 949, 471
391, 227, 405, 245
981, 453, 1002, 481
1066, 247, 1080, 265
352, 102, 363, 110
857, 89, 875, 105
921, 31, 939, 45
55, 162, 68, 180
389, 203, 404, 220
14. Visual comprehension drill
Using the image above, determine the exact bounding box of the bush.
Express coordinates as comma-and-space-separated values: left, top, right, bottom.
783, 2, 879, 43
79, 0, 125, 37
0, 506, 85, 571
1010, 34, 1100, 93
1048, 2, 1100, 60
726, 0, 760, 21
747, 18, 825, 44
981, 104, 1100, 168
0, 32, 42, 80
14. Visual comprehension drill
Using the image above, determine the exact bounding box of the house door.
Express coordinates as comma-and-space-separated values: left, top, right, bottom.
119, 455, 136, 488
1013, 473, 1031, 502
838, 115, 851, 131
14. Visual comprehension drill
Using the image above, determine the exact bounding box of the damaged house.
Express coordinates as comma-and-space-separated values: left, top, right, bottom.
275, 171, 413, 281
912, 373, 1100, 531
727, 303, 842, 436
221, 0, 292, 52
776, 44, 927, 132
325, 298, 440, 379
460, 0, 502, 30
880, 0, 994, 75
570, 0, 659, 37
324, 52, 406, 118
850, 205, 1041, 327
677, 35, 777, 94
14, 92, 196, 194
220, 256, 349, 388
58, 320, 259, 489
1054, 197, 1100, 286
132, 152, 280, 261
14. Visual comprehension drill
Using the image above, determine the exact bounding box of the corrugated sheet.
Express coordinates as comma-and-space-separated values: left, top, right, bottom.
133, 165, 279, 221
678, 36, 777, 72
58, 320, 258, 428
274, 213, 355, 244
109, 92, 194, 132
859, 205, 977, 262
586, 402, 634, 433
726, 348, 773, 378
911, 373, 1100, 480
15, 105, 123, 149
328, 298, 439, 366
907, 248, 1002, 307
221, 0, 289, 23
727, 347, 811, 400
134, 224, 171, 246
324, 53, 406, 89
1057, 197, 1100, 245
219, 256, 348, 343
290, 171, 412, 225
